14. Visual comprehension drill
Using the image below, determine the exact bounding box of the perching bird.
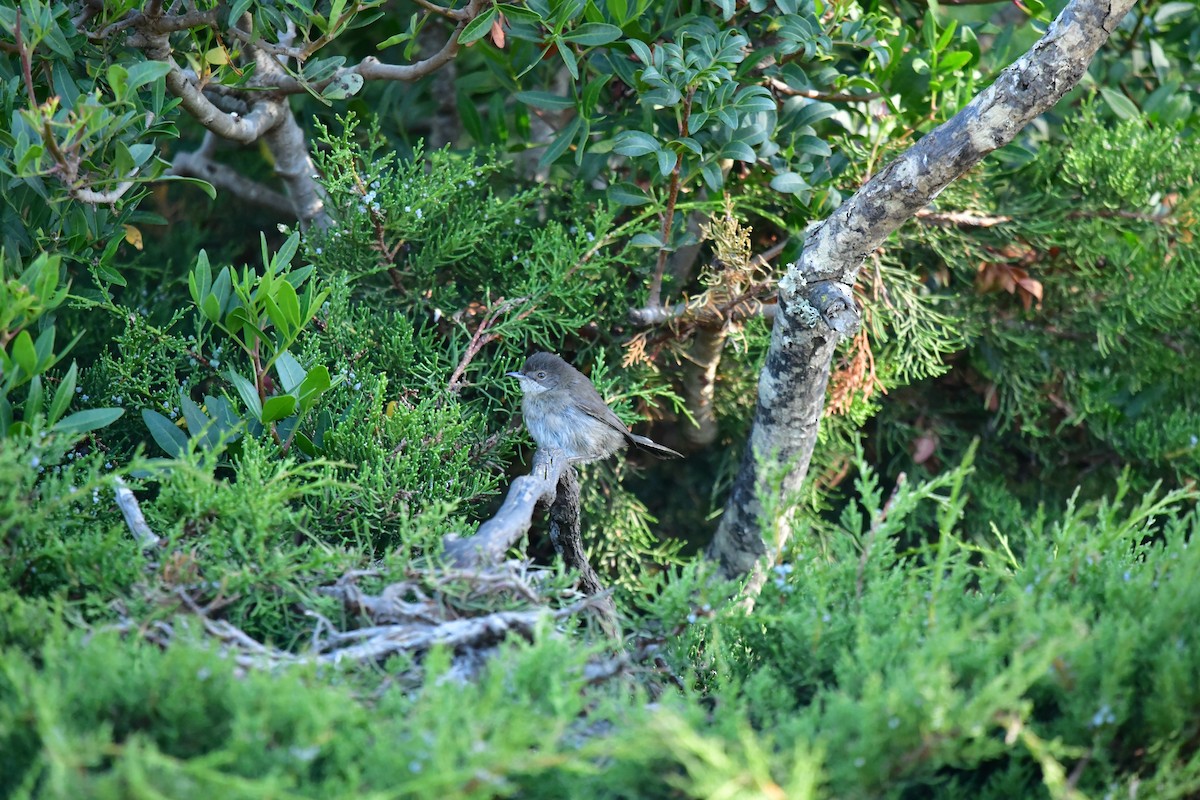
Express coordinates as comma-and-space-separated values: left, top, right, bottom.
507, 351, 683, 463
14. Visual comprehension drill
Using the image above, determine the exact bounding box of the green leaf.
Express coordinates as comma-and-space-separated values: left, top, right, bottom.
626, 38, 653, 65
937, 51, 972, 73
297, 365, 332, 412
656, 148, 677, 176
321, 72, 364, 101
629, 232, 664, 248
607, 0, 629, 25
157, 175, 217, 199
514, 91, 575, 110
11, 330, 36, 376
53, 407, 124, 436
613, 131, 660, 157
562, 22, 621, 46
722, 141, 757, 163
275, 351, 307, 394
27, 376, 43, 421
796, 135, 832, 157
607, 182, 653, 206
107, 64, 128, 99
228, 370, 263, 421
180, 395, 223, 450
262, 394, 298, 423
770, 172, 809, 193
228, 0, 254, 26
557, 39, 579, 80
1100, 87, 1140, 120
125, 60, 173, 92
276, 279, 301, 328
700, 161, 725, 190
1154, 1, 1195, 23
539, 116, 582, 167
498, 4, 541, 22
140, 408, 186, 456
459, 6, 498, 45
49, 362, 77, 425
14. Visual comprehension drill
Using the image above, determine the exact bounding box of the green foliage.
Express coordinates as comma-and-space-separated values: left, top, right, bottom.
4, 0, 1200, 796
0, 251, 124, 441
883, 105, 1200, 515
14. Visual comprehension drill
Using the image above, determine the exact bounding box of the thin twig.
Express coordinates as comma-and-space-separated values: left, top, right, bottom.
447, 297, 531, 392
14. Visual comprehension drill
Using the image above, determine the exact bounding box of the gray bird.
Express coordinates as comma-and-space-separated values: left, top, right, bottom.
507, 352, 683, 463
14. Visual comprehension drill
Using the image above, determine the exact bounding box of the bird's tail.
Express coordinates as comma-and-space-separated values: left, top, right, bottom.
628, 433, 683, 459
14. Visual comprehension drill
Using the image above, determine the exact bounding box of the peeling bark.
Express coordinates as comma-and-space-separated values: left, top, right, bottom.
708, 0, 1138, 581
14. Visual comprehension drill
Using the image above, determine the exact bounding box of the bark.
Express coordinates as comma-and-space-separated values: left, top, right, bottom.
707, 0, 1138, 581
443, 447, 571, 567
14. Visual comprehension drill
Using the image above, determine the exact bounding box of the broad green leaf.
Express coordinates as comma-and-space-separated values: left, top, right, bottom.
796, 135, 833, 157
613, 131, 660, 157
1100, 86, 1140, 120
514, 91, 575, 110
158, 175, 218, 199
321, 72, 364, 100
276, 279, 301, 328
27, 376, 43, 420
297, 365, 332, 412
722, 141, 757, 163
937, 51, 972, 73
630, 232, 664, 248
141, 408, 186, 456
125, 60, 173, 92
771, 172, 809, 193
627, 38, 653, 65
558, 39, 579, 79
262, 394, 298, 423
1154, 1, 1195, 23
49, 362, 77, 425
539, 116, 582, 167
179, 395, 222, 450
562, 22, 621, 46
11, 330, 36, 376
275, 351, 307, 394
55, 407, 124, 436
228, 370, 263, 420
498, 4, 541, 22
607, 182, 653, 206
459, 6, 498, 45
656, 148, 677, 176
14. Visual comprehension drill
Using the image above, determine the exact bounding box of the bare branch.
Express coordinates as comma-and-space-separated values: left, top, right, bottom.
443, 448, 571, 568
448, 297, 531, 392
264, 0, 487, 94
158, 52, 288, 143
71, 172, 140, 205
167, 143, 294, 215
915, 208, 1014, 227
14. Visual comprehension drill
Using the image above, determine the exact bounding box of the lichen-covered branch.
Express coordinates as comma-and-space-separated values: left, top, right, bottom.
708, 0, 1139, 581
443, 448, 571, 567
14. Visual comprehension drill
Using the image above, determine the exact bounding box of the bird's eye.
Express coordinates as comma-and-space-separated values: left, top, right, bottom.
536, 371, 546, 380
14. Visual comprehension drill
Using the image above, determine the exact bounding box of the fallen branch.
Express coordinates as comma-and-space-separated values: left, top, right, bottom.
113, 476, 160, 549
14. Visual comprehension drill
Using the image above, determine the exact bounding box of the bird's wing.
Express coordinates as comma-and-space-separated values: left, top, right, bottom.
580, 401, 635, 438
580, 403, 683, 458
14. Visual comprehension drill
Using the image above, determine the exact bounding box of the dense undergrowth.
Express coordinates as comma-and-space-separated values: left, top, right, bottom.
4, 0, 1200, 792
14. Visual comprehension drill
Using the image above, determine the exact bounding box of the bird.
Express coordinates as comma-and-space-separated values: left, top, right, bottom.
507, 351, 683, 463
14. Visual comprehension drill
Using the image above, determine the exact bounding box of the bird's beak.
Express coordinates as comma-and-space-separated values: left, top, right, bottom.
505, 371, 524, 379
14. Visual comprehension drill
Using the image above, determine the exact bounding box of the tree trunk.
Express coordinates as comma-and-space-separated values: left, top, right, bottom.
707, 0, 1139, 581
